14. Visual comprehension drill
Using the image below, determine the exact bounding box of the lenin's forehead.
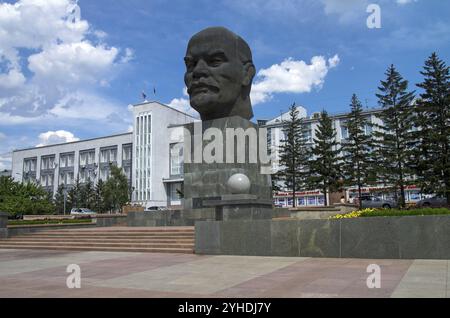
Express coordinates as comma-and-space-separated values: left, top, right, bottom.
186, 29, 238, 56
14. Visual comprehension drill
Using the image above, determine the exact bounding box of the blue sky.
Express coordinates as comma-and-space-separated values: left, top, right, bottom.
0, 0, 449, 170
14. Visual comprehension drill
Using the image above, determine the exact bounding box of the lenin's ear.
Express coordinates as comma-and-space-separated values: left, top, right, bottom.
242, 62, 256, 86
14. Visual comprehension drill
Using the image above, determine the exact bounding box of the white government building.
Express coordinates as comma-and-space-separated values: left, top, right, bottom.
11, 102, 424, 209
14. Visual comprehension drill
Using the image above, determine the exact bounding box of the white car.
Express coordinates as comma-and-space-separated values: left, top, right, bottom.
70, 208, 97, 215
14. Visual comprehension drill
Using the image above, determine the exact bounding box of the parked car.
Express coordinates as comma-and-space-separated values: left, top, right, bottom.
146, 206, 168, 211
416, 195, 448, 208
70, 208, 97, 215
359, 196, 398, 209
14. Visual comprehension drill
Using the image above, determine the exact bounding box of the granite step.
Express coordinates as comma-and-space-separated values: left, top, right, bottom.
1, 241, 194, 249
8, 237, 195, 243
1, 227, 195, 253
0, 244, 194, 254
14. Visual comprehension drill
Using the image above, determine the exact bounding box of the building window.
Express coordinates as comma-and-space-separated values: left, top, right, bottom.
41, 156, 55, 170
100, 147, 117, 164
123, 144, 132, 161
40, 174, 54, 187
60, 172, 74, 186
60, 153, 74, 168
169, 182, 183, 206
23, 157, 37, 173
170, 143, 183, 176
123, 166, 131, 180
80, 150, 95, 166
303, 124, 312, 143
340, 121, 349, 140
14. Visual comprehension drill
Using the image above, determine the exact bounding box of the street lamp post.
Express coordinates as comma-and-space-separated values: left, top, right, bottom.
63, 186, 67, 215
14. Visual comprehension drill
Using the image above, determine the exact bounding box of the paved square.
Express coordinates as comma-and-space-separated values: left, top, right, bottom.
0, 249, 448, 298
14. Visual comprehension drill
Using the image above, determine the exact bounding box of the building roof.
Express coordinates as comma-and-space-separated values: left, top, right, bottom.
132, 100, 199, 120
13, 132, 133, 153
263, 107, 382, 128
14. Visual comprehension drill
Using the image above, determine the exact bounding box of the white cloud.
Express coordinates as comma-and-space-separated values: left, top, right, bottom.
0, 154, 12, 171
28, 41, 118, 86
0, 0, 132, 127
36, 130, 79, 147
167, 88, 200, 118
251, 54, 340, 105
320, 0, 369, 22
0, 69, 26, 90
396, 0, 418, 5
48, 91, 122, 120
120, 48, 134, 64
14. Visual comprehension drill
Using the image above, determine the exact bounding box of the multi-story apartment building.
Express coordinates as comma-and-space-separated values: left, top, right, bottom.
11, 101, 197, 210
12, 133, 133, 194
262, 106, 423, 207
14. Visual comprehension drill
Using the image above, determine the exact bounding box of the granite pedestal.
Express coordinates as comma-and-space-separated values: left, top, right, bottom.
183, 116, 273, 220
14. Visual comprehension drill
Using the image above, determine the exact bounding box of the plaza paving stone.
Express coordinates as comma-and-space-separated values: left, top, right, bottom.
0, 249, 448, 298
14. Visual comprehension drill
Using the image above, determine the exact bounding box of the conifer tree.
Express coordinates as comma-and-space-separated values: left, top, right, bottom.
54, 184, 66, 214
94, 179, 106, 213
341, 94, 375, 209
308, 110, 341, 206
67, 177, 82, 209
373, 65, 416, 208
415, 53, 450, 205
275, 103, 310, 207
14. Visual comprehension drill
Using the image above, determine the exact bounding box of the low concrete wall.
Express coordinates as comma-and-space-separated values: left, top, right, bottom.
94, 215, 127, 227
127, 208, 290, 227
0, 212, 8, 238
195, 215, 450, 259
6, 223, 97, 237
127, 210, 214, 227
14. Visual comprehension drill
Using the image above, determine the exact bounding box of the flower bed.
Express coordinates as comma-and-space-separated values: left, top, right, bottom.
330, 207, 450, 219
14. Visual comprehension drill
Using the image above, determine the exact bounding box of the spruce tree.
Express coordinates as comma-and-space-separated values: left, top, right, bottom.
68, 177, 82, 210
275, 104, 310, 207
415, 53, 450, 205
104, 166, 129, 213
54, 184, 66, 214
308, 110, 341, 206
373, 64, 416, 208
94, 179, 106, 213
79, 179, 95, 209
341, 94, 375, 209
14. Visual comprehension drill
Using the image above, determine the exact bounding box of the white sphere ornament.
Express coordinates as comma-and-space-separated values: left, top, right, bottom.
227, 173, 251, 194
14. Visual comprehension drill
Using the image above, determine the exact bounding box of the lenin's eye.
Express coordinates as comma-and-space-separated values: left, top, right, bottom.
209, 56, 225, 67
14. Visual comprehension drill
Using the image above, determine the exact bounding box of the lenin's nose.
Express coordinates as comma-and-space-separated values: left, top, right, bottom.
193, 59, 208, 79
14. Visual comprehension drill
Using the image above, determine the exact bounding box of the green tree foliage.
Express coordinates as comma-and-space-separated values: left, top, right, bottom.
414, 53, 450, 205
67, 177, 82, 210
308, 111, 341, 206
341, 94, 376, 209
104, 165, 130, 213
54, 184, 66, 214
0, 176, 55, 216
373, 65, 416, 208
79, 179, 95, 210
93, 179, 107, 213
275, 104, 311, 207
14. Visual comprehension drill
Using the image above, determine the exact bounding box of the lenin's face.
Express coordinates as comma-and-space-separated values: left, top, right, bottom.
184, 31, 245, 119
